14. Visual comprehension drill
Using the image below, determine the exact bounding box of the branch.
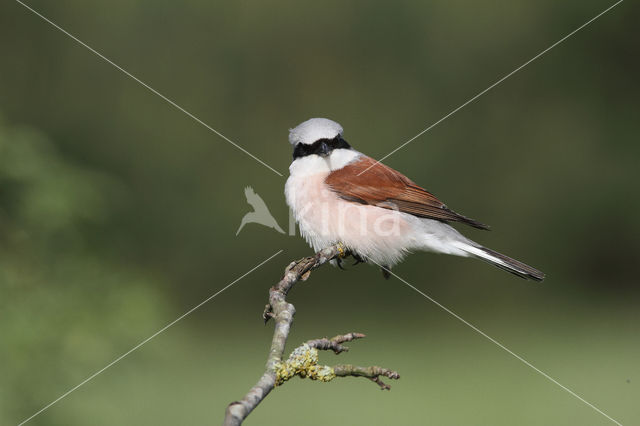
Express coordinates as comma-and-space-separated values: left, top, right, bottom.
274, 334, 400, 390
223, 244, 399, 426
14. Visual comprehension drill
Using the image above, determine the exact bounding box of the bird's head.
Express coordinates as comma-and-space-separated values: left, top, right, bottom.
289, 118, 352, 160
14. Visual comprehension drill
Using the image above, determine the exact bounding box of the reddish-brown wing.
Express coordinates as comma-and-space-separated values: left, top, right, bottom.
325, 155, 489, 230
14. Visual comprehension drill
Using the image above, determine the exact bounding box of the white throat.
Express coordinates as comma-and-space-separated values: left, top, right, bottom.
289, 149, 361, 177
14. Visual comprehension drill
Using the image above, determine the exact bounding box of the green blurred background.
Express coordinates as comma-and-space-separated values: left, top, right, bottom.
1, 0, 638, 424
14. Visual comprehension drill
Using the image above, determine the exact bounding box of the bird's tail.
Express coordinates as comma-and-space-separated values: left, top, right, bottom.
453, 242, 545, 282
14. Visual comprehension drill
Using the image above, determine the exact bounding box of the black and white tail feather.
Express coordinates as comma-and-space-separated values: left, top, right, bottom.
454, 242, 545, 281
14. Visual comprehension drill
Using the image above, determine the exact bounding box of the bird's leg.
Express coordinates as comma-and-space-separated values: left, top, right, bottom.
351, 253, 366, 265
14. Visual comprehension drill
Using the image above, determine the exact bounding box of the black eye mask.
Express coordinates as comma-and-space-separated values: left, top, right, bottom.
292, 135, 352, 159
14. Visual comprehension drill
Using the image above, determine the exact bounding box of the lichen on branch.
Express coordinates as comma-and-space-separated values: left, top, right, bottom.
275, 344, 336, 385
275, 334, 400, 389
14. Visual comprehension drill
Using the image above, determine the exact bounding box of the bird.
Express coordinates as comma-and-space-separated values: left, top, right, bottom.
284, 118, 544, 281
236, 186, 285, 235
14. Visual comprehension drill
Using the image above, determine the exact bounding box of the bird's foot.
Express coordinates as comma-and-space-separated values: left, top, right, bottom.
333, 244, 370, 270
336, 242, 348, 259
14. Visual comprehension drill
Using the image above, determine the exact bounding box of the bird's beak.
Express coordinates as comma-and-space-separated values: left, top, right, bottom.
318, 141, 330, 157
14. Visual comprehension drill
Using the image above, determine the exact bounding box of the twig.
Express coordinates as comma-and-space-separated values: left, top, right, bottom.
223, 245, 399, 425
306, 332, 366, 354
334, 365, 400, 390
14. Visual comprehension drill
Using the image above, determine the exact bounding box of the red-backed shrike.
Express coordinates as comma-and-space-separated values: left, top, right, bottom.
285, 118, 544, 281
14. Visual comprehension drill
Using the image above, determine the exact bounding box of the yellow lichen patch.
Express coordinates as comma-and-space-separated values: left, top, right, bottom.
313, 365, 336, 382
337, 243, 347, 258
275, 344, 336, 386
